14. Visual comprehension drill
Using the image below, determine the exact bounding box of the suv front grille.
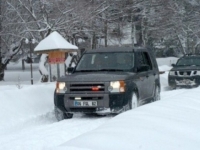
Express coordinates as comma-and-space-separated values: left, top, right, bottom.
69, 96, 103, 100
179, 71, 191, 76
70, 108, 96, 113
69, 83, 105, 92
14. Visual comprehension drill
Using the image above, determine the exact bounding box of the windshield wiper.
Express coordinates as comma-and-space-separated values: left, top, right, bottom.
95, 69, 124, 71
177, 64, 188, 66
75, 69, 124, 72
75, 70, 95, 72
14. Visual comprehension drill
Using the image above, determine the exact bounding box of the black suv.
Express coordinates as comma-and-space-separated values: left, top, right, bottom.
54, 47, 160, 120
168, 55, 200, 89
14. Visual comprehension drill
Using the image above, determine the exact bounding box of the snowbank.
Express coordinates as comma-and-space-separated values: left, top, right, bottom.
1, 57, 199, 150
0, 83, 55, 130
55, 87, 200, 150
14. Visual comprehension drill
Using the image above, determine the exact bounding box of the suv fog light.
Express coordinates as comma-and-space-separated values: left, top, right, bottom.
108, 86, 113, 92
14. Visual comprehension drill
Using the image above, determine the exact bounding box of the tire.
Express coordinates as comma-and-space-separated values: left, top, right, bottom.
129, 92, 138, 109
153, 86, 160, 102
54, 106, 73, 121
171, 86, 176, 90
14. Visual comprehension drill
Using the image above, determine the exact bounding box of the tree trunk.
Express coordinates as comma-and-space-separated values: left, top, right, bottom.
0, 63, 4, 81
0, 0, 3, 81
92, 32, 96, 49
104, 19, 108, 47
176, 34, 186, 55
131, 13, 135, 48
0, 40, 23, 81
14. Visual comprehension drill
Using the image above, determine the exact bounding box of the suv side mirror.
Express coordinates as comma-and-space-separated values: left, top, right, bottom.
171, 64, 176, 67
67, 67, 74, 73
137, 65, 150, 72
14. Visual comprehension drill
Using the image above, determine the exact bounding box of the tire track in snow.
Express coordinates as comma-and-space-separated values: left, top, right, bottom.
0, 112, 112, 150
0, 111, 56, 135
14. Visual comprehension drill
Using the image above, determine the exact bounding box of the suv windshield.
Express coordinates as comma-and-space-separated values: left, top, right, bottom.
75, 52, 135, 71
176, 57, 200, 66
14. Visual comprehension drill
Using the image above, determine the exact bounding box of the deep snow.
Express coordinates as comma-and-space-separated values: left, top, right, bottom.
1, 57, 200, 150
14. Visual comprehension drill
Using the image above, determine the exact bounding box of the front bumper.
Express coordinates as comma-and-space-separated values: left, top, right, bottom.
168, 75, 200, 88
55, 92, 128, 114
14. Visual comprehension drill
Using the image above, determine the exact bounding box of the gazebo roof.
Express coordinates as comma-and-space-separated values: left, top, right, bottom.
34, 31, 78, 53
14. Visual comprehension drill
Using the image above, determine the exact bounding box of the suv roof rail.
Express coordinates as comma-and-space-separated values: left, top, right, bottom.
184, 53, 200, 57
184, 53, 192, 56
184, 53, 200, 56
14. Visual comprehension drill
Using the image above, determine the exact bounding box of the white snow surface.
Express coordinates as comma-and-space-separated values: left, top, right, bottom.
34, 31, 78, 52
1, 57, 200, 150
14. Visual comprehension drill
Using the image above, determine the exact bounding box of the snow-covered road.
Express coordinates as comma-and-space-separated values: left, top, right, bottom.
0, 113, 111, 150
0, 81, 190, 150
3, 57, 197, 150
1, 84, 198, 150
0, 83, 112, 150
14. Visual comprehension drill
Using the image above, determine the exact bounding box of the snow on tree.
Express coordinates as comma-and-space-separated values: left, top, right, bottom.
1, 0, 200, 81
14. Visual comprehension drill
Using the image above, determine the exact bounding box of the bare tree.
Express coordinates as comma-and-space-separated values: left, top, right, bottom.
1, 0, 200, 82
0, 0, 80, 81
0, 0, 4, 80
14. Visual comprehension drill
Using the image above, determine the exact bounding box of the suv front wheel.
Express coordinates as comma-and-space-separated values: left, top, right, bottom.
129, 92, 138, 109
54, 106, 73, 121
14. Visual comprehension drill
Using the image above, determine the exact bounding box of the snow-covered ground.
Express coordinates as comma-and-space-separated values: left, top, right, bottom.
1, 57, 200, 150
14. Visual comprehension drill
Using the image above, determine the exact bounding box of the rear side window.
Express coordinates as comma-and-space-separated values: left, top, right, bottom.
137, 52, 153, 70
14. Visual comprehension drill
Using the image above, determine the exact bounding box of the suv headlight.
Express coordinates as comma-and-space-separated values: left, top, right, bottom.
108, 81, 125, 93
56, 82, 67, 93
196, 71, 200, 75
169, 71, 175, 76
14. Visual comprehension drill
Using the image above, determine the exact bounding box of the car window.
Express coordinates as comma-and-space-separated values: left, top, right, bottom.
176, 57, 200, 66
75, 52, 135, 71
143, 52, 153, 70
137, 52, 153, 70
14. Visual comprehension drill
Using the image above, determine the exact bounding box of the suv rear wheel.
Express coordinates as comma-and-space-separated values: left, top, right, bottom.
54, 106, 73, 121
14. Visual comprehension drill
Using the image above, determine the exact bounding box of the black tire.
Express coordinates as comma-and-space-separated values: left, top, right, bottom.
129, 92, 138, 110
172, 86, 176, 90
153, 86, 160, 102
54, 106, 73, 121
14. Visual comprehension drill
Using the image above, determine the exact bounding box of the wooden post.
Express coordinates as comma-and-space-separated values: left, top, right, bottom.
22, 59, 25, 71
49, 63, 52, 82
57, 64, 60, 78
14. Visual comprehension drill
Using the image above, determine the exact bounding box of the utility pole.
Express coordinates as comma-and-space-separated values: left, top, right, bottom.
25, 38, 35, 85
30, 40, 33, 85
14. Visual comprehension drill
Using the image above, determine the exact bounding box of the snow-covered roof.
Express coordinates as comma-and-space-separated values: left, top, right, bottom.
34, 31, 78, 53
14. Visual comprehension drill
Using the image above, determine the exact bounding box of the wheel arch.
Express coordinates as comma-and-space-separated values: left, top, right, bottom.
155, 78, 161, 92
126, 81, 139, 104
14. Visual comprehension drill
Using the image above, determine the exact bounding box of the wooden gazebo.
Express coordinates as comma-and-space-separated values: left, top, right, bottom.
34, 31, 79, 81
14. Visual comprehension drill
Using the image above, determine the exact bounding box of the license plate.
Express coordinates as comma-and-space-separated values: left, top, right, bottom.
176, 79, 195, 85
74, 101, 97, 107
